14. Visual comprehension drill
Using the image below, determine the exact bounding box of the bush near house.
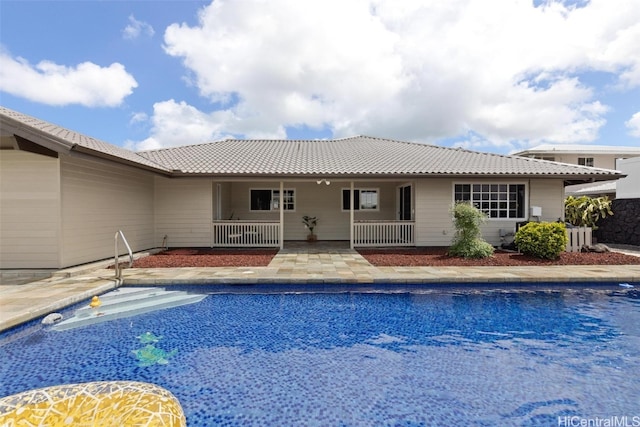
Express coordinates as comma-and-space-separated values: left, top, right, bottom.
564, 196, 613, 230
514, 222, 568, 260
448, 202, 494, 259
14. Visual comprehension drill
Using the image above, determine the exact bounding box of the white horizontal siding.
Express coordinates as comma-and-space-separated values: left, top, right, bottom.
529, 179, 565, 221
154, 177, 212, 247
414, 178, 456, 247
415, 178, 566, 247
0, 151, 61, 268
60, 155, 155, 267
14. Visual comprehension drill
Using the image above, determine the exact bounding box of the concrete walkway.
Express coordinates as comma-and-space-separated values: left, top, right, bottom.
2, 245, 640, 333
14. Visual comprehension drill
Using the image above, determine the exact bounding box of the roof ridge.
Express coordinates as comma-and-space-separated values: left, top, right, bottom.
139, 136, 347, 154
337, 134, 439, 147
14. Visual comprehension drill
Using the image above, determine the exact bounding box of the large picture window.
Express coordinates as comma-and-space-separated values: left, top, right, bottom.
454, 184, 525, 219
250, 189, 295, 211
342, 188, 378, 211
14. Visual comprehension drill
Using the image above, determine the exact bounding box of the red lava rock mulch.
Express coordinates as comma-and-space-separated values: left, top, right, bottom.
124, 247, 639, 268
130, 248, 278, 268
357, 248, 640, 267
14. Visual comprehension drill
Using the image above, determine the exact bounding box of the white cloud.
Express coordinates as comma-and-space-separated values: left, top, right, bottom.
0, 51, 137, 107
141, 0, 640, 149
626, 112, 640, 138
129, 111, 148, 124
129, 100, 286, 151
122, 15, 155, 40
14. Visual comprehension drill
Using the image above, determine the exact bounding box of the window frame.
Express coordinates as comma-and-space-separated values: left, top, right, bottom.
578, 157, 594, 167
452, 182, 527, 220
341, 188, 380, 211
249, 188, 296, 212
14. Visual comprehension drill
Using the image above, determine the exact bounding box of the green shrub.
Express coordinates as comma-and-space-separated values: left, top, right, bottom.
448, 202, 494, 259
514, 222, 568, 260
564, 195, 613, 230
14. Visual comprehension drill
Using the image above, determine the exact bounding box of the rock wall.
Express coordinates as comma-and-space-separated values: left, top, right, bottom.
594, 199, 640, 246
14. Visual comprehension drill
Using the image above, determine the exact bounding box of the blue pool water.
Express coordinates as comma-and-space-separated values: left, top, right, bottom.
1, 285, 639, 426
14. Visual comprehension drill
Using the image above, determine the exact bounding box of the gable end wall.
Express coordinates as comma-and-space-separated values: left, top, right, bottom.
0, 150, 61, 268
59, 155, 155, 267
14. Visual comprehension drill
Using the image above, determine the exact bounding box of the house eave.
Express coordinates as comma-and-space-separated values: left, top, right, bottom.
0, 120, 73, 155
162, 170, 627, 181
70, 145, 172, 176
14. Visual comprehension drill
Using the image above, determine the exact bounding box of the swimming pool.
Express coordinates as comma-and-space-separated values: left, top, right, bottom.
1, 285, 639, 426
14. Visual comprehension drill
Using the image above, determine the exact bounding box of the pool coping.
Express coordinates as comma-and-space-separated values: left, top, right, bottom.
2, 248, 640, 333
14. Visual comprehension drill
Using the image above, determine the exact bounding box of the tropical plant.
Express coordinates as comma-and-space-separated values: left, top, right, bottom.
448, 202, 494, 258
514, 221, 568, 259
564, 196, 613, 230
302, 215, 318, 239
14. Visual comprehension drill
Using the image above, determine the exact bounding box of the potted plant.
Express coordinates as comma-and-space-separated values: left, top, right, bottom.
302, 215, 318, 242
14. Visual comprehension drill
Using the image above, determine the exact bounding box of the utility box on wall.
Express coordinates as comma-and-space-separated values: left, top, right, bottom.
530, 206, 542, 217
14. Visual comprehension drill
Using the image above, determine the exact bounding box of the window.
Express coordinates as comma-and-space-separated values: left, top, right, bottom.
342, 188, 378, 211
454, 184, 525, 219
250, 189, 295, 211
578, 157, 594, 167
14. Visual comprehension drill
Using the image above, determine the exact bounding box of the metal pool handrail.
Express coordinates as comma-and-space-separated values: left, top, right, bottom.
115, 230, 133, 280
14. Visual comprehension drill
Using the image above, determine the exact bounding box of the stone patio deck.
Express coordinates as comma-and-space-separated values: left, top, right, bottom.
2, 244, 639, 333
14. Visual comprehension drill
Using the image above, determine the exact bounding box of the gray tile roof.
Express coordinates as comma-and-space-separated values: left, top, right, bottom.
565, 181, 617, 196
0, 106, 623, 180
0, 106, 169, 172
139, 136, 622, 179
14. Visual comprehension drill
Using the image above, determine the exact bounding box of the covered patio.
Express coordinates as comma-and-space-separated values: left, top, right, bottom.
209, 179, 415, 249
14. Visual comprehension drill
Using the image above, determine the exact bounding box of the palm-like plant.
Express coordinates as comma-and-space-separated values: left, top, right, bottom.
564, 196, 613, 230
302, 215, 318, 239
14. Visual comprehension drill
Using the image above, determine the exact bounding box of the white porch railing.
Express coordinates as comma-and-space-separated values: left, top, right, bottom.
212, 221, 281, 247
566, 226, 592, 252
353, 220, 415, 247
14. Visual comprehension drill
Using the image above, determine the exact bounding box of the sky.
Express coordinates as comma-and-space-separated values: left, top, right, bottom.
1, 0, 639, 155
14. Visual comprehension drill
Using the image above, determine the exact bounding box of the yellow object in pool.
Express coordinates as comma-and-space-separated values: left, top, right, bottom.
0, 381, 186, 426
89, 296, 101, 308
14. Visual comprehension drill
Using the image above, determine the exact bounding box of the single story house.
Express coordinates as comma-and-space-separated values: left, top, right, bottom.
0, 106, 624, 269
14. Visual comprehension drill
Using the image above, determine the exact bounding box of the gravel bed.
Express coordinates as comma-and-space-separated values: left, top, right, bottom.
125, 247, 639, 268
358, 248, 640, 266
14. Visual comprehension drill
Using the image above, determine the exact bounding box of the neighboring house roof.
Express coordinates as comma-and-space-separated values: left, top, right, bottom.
0, 106, 625, 181
565, 181, 617, 197
511, 144, 640, 156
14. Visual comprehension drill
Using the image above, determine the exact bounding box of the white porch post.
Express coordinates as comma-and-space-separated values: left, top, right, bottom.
279, 181, 284, 249
216, 183, 221, 220
350, 181, 354, 249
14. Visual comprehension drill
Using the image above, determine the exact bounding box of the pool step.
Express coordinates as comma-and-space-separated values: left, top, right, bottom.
52, 288, 207, 331
72, 289, 192, 316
